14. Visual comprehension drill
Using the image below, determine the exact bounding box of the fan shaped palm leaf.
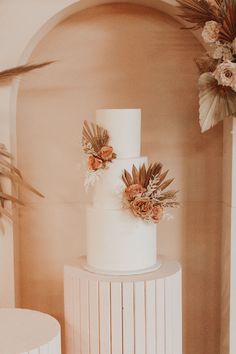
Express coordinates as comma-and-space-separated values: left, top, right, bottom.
219, 0, 236, 42
82, 120, 110, 154
199, 72, 236, 132
177, 0, 221, 29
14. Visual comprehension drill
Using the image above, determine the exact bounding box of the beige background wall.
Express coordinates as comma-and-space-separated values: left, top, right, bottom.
16, 4, 222, 354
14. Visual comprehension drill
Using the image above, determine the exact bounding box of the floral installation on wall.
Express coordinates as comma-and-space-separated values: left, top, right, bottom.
178, 0, 236, 132
0, 61, 51, 222
82, 120, 117, 187
122, 162, 179, 223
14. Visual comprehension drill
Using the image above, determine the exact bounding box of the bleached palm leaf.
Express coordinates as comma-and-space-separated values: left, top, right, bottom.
199, 73, 236, 132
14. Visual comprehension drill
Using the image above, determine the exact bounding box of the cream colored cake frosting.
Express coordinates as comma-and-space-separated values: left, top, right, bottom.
86, 109, 157, 273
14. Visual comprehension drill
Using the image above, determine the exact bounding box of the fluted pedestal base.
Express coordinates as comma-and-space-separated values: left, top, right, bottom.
64, 256, 182, 354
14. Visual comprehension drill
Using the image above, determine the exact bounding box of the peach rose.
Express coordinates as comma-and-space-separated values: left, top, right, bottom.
202, 21, 221, 43
131, 197, 153, 220
213, 60, 236, 92
151, 204, 163, 223
88, 155, 103, 171
125, 184, 146, 201
99, 146, 114, 161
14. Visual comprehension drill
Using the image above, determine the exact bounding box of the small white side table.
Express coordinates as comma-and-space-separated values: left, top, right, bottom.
64, 256, 182, 354
0, 308, 61, 354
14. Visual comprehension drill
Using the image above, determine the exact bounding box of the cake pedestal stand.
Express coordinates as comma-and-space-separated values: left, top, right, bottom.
0, 308, 61, 354
64, 256, 182, 354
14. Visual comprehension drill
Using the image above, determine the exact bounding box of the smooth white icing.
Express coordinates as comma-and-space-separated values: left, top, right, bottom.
86, 207, 157, 272
96, 109, 141, 158
93, 156, 147, 209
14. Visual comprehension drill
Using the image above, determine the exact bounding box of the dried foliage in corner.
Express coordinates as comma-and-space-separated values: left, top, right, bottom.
0, 61, 51, 222
0, 145, 44, 221
177, 0, 236, 132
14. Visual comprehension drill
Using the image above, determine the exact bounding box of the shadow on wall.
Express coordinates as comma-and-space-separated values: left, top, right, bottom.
16, 3, 222, 354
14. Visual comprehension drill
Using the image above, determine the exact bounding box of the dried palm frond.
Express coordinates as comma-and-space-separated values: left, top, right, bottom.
122, 162, 163, 188
0, 144, 44, 221
82, 120, 110, 155
218, 0, 236, 42
195, 54, 218, 74
177, 0, 221, 29
0, 61, 53, 82
199, 72, 236, 132
122, 162, 179, 208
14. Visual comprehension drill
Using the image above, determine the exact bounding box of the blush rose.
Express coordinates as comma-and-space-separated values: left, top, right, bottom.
88, 155, 103, 171
99, 146, 114, 161
125, 184, 146, 201
131, 197, 153, 220
213, 60, 236, 92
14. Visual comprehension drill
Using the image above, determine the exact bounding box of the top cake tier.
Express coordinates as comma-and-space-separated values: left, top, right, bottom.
96, 109, 141, 158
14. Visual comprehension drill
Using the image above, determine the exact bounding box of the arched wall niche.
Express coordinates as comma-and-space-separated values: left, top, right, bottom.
2, 0, 235, 354
14, 3, 223, 354
1, 0, 187, 308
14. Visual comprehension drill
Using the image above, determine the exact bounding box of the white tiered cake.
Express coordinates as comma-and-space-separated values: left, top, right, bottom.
64, 109, 182, 354
86, 109, 158, 274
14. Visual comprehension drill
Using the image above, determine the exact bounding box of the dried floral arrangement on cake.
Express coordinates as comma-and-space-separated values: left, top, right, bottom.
0, 144, 44, 221
82, 120, 117, 185
178, 0, 236, 132
122, 162, 179, 223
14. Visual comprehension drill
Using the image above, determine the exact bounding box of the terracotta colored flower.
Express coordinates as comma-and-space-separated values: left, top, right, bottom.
88, 155, 103, 171
125, 184, 146, 201
131, 197, 153, 220
151, 204, 163, 223
99, 146, 114, 161
213, 60, 236, 92
202, 21, 221, 43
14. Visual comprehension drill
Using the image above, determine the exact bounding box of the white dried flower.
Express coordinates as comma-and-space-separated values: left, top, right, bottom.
84, 169, 103, 191
162, 210, 174, 221
213, 60, 236, 92
212, 44, 233, 61
202, 21, 221, 44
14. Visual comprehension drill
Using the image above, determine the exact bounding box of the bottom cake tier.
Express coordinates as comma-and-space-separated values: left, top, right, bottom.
64, 257, 182, 354
86, 207, 157, 273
